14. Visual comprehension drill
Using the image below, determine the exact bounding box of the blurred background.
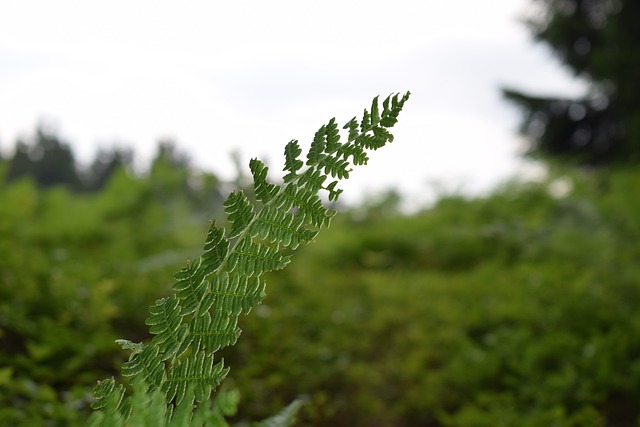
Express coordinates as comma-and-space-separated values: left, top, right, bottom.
1, 0, 640, 425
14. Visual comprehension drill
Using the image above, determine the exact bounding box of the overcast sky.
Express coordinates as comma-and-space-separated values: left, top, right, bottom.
0, 1, 587, 207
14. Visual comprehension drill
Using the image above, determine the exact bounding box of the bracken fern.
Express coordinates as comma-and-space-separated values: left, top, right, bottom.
88, 92, 410, 425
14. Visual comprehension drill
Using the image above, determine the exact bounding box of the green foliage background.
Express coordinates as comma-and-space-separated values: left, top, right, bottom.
1, 151, 640, 425
225, 168, 640, 426
0, 156, 219, 425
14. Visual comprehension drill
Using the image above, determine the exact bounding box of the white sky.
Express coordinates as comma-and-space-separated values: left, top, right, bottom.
0, 0, 587, 208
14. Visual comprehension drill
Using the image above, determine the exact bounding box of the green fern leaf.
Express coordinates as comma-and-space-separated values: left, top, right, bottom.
360, 133, 386, 150
224, 191, 256, 239
250, 205, 318, 250
344, 117, 359, 141
201, 222, 229, 273
379, 91, 409, 127
318, 154, 352, 179
306, 126, 327, 166
145, 296, 191, 361
283, 140, 304, 183
211, 272, 266, 316
296, 168, 327, 193
292, 185, 334, 227
191, 309, 240, 353
336, 141, 368, 166
163, 351, 228, 405
92, 92, 410, 423
360, 108, 371, 131
324, 180, 343, 202
173, 257, 209, 316
250, 159, 279, 203
324, 118, 341, 152
121, 344, 164, 388
227, 236, 290, 277
370, 95, 381, 126
275, 184, 332, 228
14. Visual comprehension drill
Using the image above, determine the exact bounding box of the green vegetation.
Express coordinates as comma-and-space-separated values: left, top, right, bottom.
3, 2, 640, 419
0, 93, 416, 426
3, 130, 640, 425
0, 150, 218, 425
230, 169, 640, 426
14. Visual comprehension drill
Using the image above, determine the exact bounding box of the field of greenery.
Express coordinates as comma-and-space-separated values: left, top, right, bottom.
1, 144, 639, 426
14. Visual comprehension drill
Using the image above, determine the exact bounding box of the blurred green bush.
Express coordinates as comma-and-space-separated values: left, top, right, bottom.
0, 160, 219, 425
223, 169, 640, 426
1, 155, 639, 426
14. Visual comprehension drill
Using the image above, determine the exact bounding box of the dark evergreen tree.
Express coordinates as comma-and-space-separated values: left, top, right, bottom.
5, 128, 135, 192
6, 140, 33, 182
33, 128, 80, 188
6, 128, 81, 189
503, 0, 640, 165
83, 147, 133, 191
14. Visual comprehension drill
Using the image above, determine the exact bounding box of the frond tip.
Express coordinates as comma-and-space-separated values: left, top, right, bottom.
92, 91, 410, 423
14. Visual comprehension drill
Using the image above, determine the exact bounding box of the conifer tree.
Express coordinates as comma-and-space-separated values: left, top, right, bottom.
503, 0, 640, 165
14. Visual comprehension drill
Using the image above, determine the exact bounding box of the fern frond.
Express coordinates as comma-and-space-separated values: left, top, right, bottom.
360, 108, 372, 131
211, 272, 266, 316
275, 184, 332, 228
201, 222, 229, 272
173, 257, 209, 316
343, 117, 360, 141
227, 236, 290, 277
121, 344, 164, 388
163, 351, 228, 405
145, 296, 191, 361
224, 191, 256, 239
324, 180, 343, 202
370, 95, 381, 126
306, 126, 328, 166
250, 205, 317, 250
318, 154, 352, 179
324, 118, 341, 152
336, 140, 368, 165
92, 91, 410, 424
250, 159, 279, 203
296, 168, 327, 193
191, 309, 240, 353
282, 140, 304, 183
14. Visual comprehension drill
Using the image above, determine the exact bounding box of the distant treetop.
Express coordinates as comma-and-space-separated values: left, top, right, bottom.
503, 0, 640, 166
